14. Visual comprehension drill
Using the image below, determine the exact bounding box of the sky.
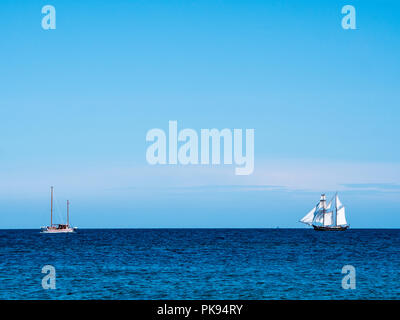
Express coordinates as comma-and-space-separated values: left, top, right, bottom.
0, 0, 399, 228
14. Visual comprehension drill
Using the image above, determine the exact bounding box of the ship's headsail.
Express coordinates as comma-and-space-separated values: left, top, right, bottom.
300, 207, 316, 225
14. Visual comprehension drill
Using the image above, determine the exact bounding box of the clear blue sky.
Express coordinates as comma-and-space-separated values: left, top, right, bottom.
0, 0, 399, 228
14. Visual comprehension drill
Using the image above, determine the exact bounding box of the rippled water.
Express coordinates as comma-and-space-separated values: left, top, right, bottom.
0, 229, 399, 299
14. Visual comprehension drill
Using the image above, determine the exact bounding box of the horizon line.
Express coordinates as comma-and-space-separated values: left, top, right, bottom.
1, 227, 399, 230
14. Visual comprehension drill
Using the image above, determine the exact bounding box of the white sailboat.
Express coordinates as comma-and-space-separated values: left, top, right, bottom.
300, 193, 349, 231
41, 186, 77, 233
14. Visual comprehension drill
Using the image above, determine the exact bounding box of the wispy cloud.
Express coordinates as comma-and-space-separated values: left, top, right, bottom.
1, 159, 400, 197
106, 184, 288, 194
342, 183, 400, 191
157, 184, 287, 192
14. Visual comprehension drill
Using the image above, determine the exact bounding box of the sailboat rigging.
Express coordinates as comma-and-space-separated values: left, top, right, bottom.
41, 186, 77, 233
299, 193, 349, 231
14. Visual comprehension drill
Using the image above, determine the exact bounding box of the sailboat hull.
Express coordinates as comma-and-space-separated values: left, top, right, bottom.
41, 226, 76, 233
313, 225, 349, 231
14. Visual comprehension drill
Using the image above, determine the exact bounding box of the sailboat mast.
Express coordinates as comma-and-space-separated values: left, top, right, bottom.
67, 200, 69, 226
335, 192, 338, 226
322, 194, 325, 226
51, 186, 53, 227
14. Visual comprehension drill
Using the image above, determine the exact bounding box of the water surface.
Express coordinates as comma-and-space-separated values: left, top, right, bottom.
0, 229, 399, 299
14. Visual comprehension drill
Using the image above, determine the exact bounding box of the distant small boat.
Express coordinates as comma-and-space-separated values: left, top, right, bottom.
41, 186, 77, 233
299, 193, 349, 231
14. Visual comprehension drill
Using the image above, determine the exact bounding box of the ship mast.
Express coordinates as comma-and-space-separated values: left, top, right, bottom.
335, 192, 338, 227
321, 194, 326, 226
67, 200, 69, 226
51, 186, 53, 227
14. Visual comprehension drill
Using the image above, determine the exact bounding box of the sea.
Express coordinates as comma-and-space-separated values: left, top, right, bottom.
0, 229, 399, 300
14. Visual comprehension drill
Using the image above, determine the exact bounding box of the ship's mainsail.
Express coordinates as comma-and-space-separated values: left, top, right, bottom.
300, 193, 348, 228
336, 195, 343, 209
335, 193, 347, 225
324, 212, 333, 226
336, 207, 347, 225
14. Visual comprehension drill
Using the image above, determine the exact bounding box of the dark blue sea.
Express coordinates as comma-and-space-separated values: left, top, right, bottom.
0, 229, 399, 299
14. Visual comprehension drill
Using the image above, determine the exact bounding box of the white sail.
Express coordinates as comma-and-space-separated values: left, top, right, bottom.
300, 207, 316, 224
336, 206, 347, 225
336, 194, 343, 209
324, 212, 333, 226
298, 193, 349, 229
319, 194, 327, 209
314, 212, 324, 224
317, 202, 327, 210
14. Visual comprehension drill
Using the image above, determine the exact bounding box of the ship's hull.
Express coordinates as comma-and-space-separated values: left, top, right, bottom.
41, 227, 76, 233
313, 225, 349, 231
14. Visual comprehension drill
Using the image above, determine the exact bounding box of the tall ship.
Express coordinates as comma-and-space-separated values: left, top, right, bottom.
300, 193, 349, 231
41, 186, 76, 233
